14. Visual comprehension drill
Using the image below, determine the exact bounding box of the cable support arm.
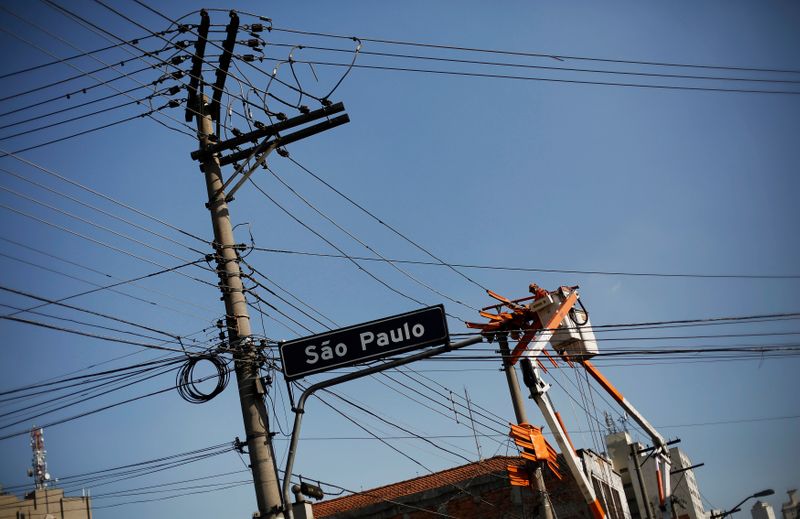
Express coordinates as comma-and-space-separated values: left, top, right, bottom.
209, 10, 239, 123
184, 9, 210, 122
190, 102, 345, 160
221, 114, 350, 202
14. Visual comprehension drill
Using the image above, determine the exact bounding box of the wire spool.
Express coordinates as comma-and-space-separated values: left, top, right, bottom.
176, 354, 230, 403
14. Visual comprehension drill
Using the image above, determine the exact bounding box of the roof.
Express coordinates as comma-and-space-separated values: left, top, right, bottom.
313, 455, 523, 517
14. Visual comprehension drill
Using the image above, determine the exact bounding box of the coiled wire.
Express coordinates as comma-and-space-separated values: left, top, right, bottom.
176, 354, 230, 403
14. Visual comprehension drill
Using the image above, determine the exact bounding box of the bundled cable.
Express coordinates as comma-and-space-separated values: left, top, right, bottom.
175, 354, 230, 403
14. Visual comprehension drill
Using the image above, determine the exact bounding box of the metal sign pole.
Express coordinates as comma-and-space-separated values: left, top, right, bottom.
281, 335, 482, 519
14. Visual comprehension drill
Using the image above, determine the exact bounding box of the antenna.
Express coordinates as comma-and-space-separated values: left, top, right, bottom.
464, 387, 483, 460
604, 411, 618, 434
29, 426, 50, 489
618, 412, 630, 433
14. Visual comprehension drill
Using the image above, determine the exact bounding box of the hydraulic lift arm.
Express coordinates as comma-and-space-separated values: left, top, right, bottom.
469, 284, 674, 519
521, 358, 606, 519
579, 360, 666, 447
578, 359, 672, 519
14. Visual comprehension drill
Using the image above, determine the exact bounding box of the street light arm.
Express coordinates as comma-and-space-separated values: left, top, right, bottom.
713, 489, 774, 519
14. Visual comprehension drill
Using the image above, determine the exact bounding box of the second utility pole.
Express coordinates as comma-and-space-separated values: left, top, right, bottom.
195, 95, 284, 518
499, 337, 556, 519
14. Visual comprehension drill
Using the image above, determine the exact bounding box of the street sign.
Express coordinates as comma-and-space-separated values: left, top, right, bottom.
279, 305, 449, 380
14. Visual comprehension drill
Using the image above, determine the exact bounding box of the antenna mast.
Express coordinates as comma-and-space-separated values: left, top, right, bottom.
29, 427, 50, 489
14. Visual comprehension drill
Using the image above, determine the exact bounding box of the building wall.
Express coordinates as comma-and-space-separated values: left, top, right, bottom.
752, 501, 777, 519
315, 472, 538, 519
606, 432, 652, 519
0, 488, 92, 519
578, 449, 631, 519
783, 490, 799, 519
315, 452, 630, 519
669, 447, 705, 519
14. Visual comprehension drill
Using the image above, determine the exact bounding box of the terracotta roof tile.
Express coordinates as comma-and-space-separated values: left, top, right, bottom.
313, 455, 523, 517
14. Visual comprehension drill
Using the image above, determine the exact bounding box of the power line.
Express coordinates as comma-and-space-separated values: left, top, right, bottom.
270, 25, 800, 76
0, 359, 182, 431
0, 284, 182, 340
0, 235, 216, 317
0, 315, 187, 352
0, 440, 235, 494
408, 354, 800, 369
268, 412, 800, 441
0, 355, 185, 399
0, 180, 207, 261
266, 165, 476, 314
241, 258, 340, 329
263, 57, 800, 96
0, 324, 215, 408
0, 102, 187, 155
244, 288, 316, 335
451, 311, 800, 334
39, 0, 268, 122
0, 202, 216, 288
42, 0, 304, 137
309, 388, 513, 517
79, 468, 249, 500
0, 254, 207, 318
284, 155, 490, 292
289, 472, 458, 519
241, 262, 335, 331
0, 362, 233, 441
252, 247, 800, 280
0, 48, 169, 106
0, 149, 208, 244
0, 249, 162, 308
379, 371, 508, 439
0, 4, 201, 140
0, 80, 155, 124
126, 0, 323, 103
0, 301, 177, 345
265, 42, 800, 86
0, 87, 175, 142
248, 176, 429, 308
0, 29, 174, 80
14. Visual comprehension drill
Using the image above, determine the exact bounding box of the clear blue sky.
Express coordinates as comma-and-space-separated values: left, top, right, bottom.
0, 1, 798, 518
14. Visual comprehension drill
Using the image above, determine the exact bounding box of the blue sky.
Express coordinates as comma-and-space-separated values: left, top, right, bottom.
0, 1, 798, 518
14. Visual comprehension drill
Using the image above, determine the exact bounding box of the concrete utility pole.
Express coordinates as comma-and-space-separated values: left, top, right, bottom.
195, 96, 283, 518
630, 443, 655, 519
498, 337, 555, 519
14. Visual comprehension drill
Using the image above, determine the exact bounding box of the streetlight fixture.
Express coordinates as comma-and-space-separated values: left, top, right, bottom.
712, 489, 775, 519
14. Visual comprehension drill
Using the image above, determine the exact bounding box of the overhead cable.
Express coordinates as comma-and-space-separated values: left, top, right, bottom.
252, 246, 800, 280
270, 25, 800, 76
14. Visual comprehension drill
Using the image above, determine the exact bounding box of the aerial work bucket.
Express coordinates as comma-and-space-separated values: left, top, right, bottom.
531, 286, 598, 359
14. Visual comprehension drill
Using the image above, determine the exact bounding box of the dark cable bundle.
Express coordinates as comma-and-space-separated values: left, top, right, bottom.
176, 354, 230, 403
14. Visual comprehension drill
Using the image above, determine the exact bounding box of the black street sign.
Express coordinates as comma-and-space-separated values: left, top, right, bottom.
279, 305, 449, 380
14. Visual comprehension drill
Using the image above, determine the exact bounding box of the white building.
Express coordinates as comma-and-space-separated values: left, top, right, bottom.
669, 446, 706, 519
752, 500, 777, 519
605, 432, 706, 519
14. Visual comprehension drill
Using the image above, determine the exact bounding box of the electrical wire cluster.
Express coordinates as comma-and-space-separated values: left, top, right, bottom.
0, 2, 798, 516
175, 353, 231, 404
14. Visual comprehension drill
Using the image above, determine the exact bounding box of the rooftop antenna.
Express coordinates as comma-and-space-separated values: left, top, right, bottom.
618, 412, 630, 433
28, 427, 51, 489
604, 411, 618, 435
464, 387, 483, 461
